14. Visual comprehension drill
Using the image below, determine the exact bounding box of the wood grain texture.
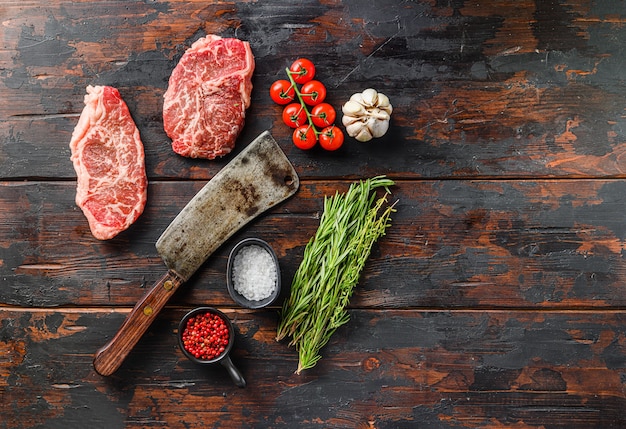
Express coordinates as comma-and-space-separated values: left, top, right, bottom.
92, 271, 185, 376
1, 309, 625, 428
2, 180, 625, 309
2, 0, 626, 428
1, 0, 626, 180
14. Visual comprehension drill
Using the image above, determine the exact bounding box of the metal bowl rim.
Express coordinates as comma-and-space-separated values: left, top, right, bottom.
226, 238, 281, 309
178, 306, 235, 364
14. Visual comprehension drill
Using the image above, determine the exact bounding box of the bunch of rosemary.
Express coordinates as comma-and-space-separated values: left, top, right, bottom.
276, 176, 396, 374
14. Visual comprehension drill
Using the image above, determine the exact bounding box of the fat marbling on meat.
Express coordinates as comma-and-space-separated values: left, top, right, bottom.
70, 85, 148, 240
163, 35, 255, 159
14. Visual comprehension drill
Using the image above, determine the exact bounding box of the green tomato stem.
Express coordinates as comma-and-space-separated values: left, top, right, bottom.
285, 67, 321, 136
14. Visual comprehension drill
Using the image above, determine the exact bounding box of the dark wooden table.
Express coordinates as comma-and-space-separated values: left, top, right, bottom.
2, 1, 626, 428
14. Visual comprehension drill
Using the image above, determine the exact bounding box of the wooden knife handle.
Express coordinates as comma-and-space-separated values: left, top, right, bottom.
93, 271, 185, 376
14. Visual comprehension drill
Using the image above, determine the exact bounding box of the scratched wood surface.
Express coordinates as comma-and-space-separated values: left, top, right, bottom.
1, 1, 626, 428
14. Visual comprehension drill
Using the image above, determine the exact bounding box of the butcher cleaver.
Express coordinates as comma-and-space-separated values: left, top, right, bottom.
93, 131, 299, 376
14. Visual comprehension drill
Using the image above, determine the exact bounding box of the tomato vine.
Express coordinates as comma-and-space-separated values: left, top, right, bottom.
269, 58, 344, 151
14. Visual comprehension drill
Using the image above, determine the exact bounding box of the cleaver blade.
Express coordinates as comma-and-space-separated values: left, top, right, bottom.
93, 131, 299, 376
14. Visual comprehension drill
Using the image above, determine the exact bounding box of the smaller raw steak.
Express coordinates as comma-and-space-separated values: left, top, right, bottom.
163, 35, 255, 159
70, 85, 148, 240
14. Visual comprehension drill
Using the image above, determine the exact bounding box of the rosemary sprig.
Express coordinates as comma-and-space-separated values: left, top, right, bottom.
276, 176, 396, 374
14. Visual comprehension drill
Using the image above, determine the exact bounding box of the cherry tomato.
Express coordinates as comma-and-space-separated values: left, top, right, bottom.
289, 58, 316, 84
311, 103, 336, 128
319, 126, 344, 151
282, 103, 307, 128
300, 80, 326, 106
269, 80, 295, 105
292, 126, 317, 150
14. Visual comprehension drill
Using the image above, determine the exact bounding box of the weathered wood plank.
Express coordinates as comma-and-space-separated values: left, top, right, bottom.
1, 308, 624, 428
1, 179, 626, 309
2, 1, 626, 428
1, 1, 626, 180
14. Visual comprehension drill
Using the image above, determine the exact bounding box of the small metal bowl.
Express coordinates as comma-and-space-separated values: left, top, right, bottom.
226, 238, 281, 309
178, 307, 246, 388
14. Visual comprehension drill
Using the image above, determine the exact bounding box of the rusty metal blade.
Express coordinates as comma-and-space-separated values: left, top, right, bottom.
155, 131, 299, 281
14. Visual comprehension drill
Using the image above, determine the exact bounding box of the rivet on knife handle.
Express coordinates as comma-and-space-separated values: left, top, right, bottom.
93, 271, 185, 376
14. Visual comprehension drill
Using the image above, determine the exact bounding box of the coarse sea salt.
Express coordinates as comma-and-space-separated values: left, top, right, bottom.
232, 244, 277, 301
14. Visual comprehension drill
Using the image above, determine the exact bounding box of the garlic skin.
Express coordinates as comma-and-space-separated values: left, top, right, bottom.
341, 89, 392, 142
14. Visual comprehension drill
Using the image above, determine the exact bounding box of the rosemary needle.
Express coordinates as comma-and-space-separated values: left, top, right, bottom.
276, 176, 395, 374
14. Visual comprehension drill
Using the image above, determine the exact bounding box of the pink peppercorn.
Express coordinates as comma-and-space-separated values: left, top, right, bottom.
181, 312, 230, 360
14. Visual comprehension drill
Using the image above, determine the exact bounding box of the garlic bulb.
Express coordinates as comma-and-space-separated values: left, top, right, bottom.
341, 89, 392, 142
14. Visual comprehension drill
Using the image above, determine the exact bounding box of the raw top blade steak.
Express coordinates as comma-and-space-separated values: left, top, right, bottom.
69, 85, 148, 240
162, 35, 255, 159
